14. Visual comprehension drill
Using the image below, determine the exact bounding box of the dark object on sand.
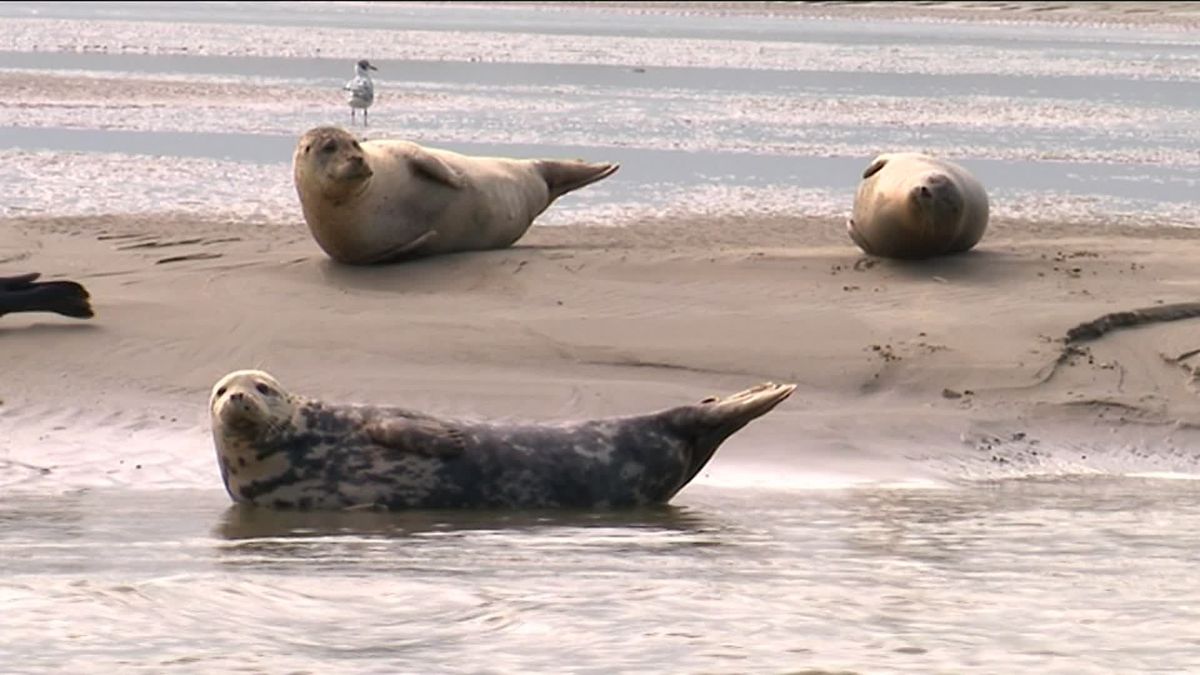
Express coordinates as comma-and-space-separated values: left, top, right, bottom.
0, 273, 94, 319
1033, 301, 1200, 385
1065, 302, 1200, 345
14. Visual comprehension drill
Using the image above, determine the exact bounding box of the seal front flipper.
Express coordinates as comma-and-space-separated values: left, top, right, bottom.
366, 415, 467, 457
537, 160, 620, 202
362, 230, 439, 264
846, 218, 876, 256
862, 156, 888, 179
409, 149, 465, 189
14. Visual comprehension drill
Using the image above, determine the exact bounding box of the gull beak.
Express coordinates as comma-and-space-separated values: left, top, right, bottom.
368, 63, 378, 71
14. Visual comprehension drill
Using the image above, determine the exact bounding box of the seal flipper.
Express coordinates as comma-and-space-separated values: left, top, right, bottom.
409, 149, 464, 189
366, 415, 467, 457
862, 156, 888, 179
0, 273, 93, 319
361, 230, 438, 265
1, 272, 41, 287
846, 218, 877, 256
537, 160, 620, 202
670, 382, 796, 491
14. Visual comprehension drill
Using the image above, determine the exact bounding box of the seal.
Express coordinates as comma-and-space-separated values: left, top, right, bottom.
292, 126, 620, 265
0, 273, 93, 319
847, 152, 989, 259
208, 369, 796, 510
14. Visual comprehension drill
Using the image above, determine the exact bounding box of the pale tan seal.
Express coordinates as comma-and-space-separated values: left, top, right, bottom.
847, 152, 989, 259
292, 126, 620, 265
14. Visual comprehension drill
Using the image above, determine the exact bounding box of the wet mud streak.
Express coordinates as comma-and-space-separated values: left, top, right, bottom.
1034, 302, 1200, 385
156, 252, 223, 264
1064, 302, 1200, 345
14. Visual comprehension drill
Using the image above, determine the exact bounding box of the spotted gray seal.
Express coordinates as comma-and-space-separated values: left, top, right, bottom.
0, 273, 92, 319
847, 152, 989, 259
292, 126, 620, 265
208, 369, 796, 510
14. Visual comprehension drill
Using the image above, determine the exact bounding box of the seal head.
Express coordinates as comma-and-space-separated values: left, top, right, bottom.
294, 127, 373, 202
209, 369, 307, 502
209, 369, 295, 437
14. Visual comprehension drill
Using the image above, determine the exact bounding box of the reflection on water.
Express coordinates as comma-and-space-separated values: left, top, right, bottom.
216, 500, 716, 540
3, 480, 1200, 673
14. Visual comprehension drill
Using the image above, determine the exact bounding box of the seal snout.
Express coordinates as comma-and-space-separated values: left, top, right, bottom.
350, 154, 372, 177
218, 387, 263, 426
912, 173, 950, 201
910, 173, 963, 219
332, 153, 372, 183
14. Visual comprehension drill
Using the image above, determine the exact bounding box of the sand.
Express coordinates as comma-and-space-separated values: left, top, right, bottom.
4, 210, 1200, 493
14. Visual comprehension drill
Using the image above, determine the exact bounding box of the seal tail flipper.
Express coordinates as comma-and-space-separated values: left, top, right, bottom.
0, 275, 93, 319
537, 160, 620, 202
674, 382, 797, 489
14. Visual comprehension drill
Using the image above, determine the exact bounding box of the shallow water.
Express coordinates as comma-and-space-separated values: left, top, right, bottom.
0, 1, 1198, 226
4, 479, 1200, 673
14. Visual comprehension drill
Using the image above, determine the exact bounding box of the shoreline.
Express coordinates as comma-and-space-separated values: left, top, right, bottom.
5, 213, 1200, 494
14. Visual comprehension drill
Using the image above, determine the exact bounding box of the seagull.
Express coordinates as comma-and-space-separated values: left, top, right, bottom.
343, 59, 378, 126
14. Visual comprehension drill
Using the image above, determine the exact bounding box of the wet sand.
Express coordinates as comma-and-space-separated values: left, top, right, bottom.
5, 212, 1200, 493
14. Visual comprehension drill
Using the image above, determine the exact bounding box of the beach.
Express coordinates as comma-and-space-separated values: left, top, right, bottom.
6, 209, 1200, 487
4, 2, 1200, 673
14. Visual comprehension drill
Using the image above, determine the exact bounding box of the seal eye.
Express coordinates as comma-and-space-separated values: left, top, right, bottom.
321, 141, 338, 153
216, 386, 227, 397
256, 383, 274, 396
303, 144, 311, 154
